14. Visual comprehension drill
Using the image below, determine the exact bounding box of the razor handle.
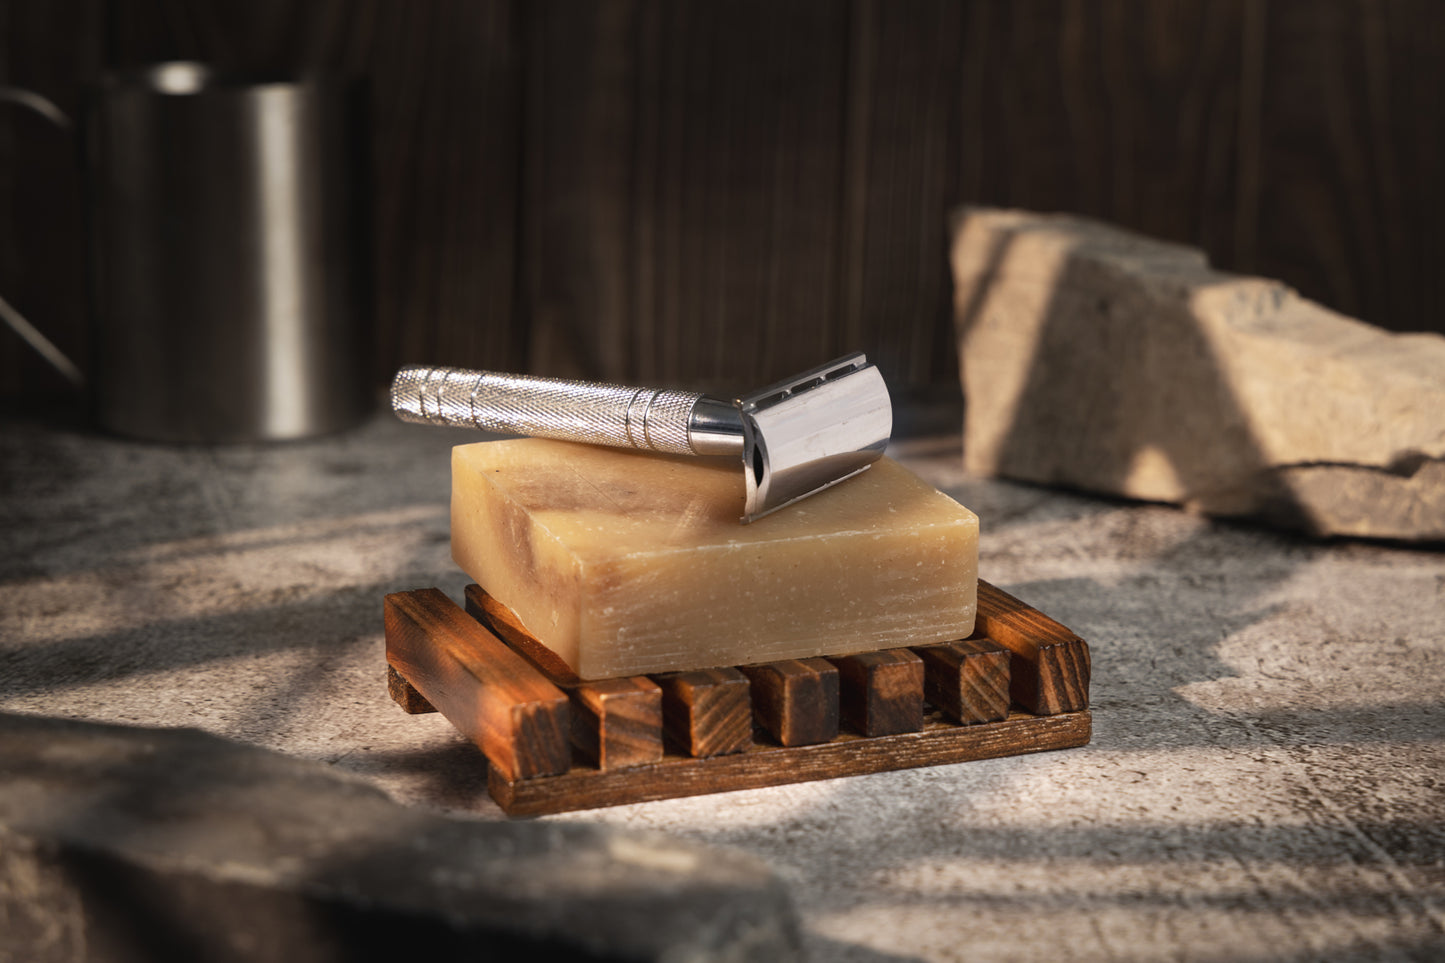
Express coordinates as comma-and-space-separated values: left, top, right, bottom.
390, 354, 889, 523
390, 367, 745, 458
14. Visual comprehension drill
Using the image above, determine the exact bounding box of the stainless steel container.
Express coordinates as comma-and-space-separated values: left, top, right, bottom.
82, 62, 370, 442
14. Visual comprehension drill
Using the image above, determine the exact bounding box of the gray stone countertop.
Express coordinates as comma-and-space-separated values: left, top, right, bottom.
3, 409, 1442, 962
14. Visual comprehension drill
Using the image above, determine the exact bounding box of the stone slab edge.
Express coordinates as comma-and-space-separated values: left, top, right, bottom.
949, 207, 1445, 540
0, 711, 801, 963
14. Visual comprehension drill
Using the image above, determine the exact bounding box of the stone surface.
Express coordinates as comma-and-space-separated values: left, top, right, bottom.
0, 710, 800, 962
2, 407, 1443, 961
451, 439, 979, 678
950, 207, 1445, 540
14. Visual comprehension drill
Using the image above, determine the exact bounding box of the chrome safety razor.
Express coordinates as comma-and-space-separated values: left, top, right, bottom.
390, 353, 892, 522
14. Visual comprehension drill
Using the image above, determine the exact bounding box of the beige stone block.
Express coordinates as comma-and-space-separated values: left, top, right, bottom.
451, 439, 979, 679
951, 207, 1445, 540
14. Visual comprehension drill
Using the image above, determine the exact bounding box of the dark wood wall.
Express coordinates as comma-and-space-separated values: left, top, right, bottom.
2, 0, 1441, 405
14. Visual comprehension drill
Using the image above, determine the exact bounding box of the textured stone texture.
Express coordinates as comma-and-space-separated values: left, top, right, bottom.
2, 408, 1442, 961
0, 711, 800, 963
951, 207, 1445, 540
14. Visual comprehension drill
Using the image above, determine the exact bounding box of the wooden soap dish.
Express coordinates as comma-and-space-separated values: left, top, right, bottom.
383, 580, 1092, 816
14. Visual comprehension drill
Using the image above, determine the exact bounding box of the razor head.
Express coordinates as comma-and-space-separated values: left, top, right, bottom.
737, 353, 892, 522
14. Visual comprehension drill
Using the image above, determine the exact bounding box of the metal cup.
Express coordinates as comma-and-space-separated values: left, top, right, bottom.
3, 62, 372, 442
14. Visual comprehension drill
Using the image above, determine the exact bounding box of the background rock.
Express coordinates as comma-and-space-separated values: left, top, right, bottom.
0, 712, 801, 963
950, 207, 1445, 540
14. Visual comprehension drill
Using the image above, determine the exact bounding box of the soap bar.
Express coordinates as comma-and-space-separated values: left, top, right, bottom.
451, 439, 979, 680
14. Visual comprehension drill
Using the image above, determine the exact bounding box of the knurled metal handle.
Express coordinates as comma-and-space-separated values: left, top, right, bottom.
391, 365, 705, 456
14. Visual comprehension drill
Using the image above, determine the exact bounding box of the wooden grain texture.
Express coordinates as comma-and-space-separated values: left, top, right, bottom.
465, 584, 662, 770
975, 581, 1091, 716
828, 649, 925, 737
651, 668, 753, 759
386, 663, 436, 715
464, 583, 579, 684
913, 637, 1011, 725
739, 659, 841, 747
571, 676, 664, 771
1244, 0, 1445, 336
521, 0, 850, 387
383, 588, 569, 780
951, 1, 1250, 265
842, 0, 965, 390
0, 0, 102, 399
517, 0, 636, 382
10, 2, 1435, 407
388, 577, 1092, 814
489, 709, 1092, 816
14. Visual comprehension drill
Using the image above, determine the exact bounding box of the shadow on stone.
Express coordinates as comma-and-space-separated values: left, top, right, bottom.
951, 208, 1445, 541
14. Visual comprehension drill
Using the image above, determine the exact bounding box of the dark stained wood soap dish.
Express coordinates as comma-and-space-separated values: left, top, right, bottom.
384, 580, 1092, 816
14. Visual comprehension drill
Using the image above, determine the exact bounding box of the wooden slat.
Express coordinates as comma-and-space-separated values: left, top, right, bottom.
569, 677, 664, 771
384, 589, 570, 780
974, 581, 1091, 715
739, 659, 840, 747
388, 578, 1093, 815
489, 710, 1092, 816
465, 584, 662, 771
651, 669, 753, 759
912, 638, 1010, 725
828, 649, 925, 736
464, 583, 580, 683
386, 663, 436, 715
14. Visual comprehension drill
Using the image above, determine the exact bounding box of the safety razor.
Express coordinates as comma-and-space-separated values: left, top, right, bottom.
390, 353, 892, 522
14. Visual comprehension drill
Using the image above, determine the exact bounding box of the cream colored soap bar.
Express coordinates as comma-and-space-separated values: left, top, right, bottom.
451, 439, 979, 680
